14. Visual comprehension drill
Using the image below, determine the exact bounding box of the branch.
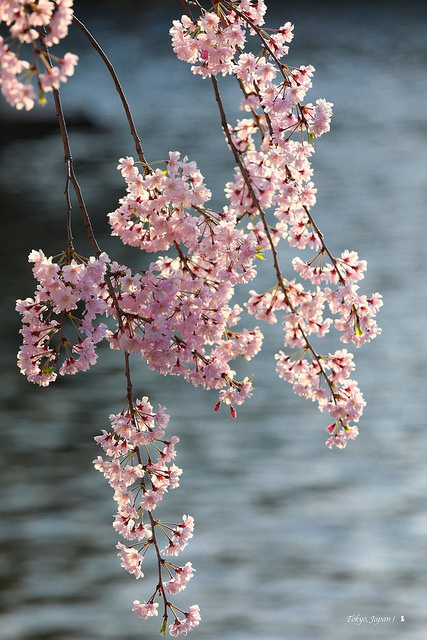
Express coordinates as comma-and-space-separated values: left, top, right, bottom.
38, 31, 102, 258
72, 15, 151, 173
211, 74, 339, 400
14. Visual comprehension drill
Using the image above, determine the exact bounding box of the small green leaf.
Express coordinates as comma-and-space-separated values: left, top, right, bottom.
43, 365, 56, 376
307, 132, 315, 144
255, 245, 266, 260
356, 321, 364, 336
159, 620, 167, 636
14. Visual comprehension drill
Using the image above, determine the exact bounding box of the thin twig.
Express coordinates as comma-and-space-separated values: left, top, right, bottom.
38, 31, 101, 258
72, 15, 151, 173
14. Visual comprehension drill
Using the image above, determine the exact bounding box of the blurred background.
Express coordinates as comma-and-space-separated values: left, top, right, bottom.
1, 1, 426, 639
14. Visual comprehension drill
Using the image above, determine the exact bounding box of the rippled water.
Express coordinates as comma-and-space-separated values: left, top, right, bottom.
1, 2, 427, 639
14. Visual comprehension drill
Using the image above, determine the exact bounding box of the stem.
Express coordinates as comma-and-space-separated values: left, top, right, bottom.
40, 26, 139, 414
302, 204, 346, 286
72, 15, 151, 173
38, 31, 101, 258
133, 446, 169, 626
211, 76, 256, 205
124, 351, 134, 410
180, 0, 203, 18
148, 509, 170, 625
36, 16, 181, 627
41, 56, 91, 255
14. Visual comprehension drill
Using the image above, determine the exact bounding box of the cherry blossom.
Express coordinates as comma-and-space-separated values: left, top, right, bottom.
133, 600, 159, 619
16, 251, 109, 384
93, 398, 197, 630
6, 0, 383, 635
169, 0, 381, 446
0, 0, 77, 108
169, 604, 201, 637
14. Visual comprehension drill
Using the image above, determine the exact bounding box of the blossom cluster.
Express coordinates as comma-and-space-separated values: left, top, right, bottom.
16, 250, 109, 386
0, 0, 77, 109
16, 221, 263, 415
107, 151, 263, 415
93, 397, 200, 635
170, 1, 382, 447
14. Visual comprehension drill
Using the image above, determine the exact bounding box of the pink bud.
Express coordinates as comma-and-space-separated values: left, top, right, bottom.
326, 422, 336, 434
230, 405, 237, 419
214, 401, 221, 412
201, 49, 209, 60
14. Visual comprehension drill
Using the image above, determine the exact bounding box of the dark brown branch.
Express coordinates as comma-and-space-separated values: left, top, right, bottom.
38, 32, 101, 258
72, 15, 151, 173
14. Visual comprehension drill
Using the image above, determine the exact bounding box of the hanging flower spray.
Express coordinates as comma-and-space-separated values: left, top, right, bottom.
2, 0, 381, 635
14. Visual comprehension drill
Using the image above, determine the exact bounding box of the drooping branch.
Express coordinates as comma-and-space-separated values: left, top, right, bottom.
39, 31, 102, 259
210, 72, 340, 402
72, 15, 151, 174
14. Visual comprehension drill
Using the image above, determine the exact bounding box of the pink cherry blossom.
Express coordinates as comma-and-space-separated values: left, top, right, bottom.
133, 600, 159, 619
8, 0, 384, 633
169, 605, 201, 637
0, 1, 77, 108
116, 542, 144, 579
16, 251, 109, 384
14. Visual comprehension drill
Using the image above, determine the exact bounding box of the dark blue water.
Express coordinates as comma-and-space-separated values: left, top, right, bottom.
1, 2, 426, 639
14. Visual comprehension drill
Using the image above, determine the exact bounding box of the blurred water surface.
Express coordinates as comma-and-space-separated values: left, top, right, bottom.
1, 2, 426, 639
